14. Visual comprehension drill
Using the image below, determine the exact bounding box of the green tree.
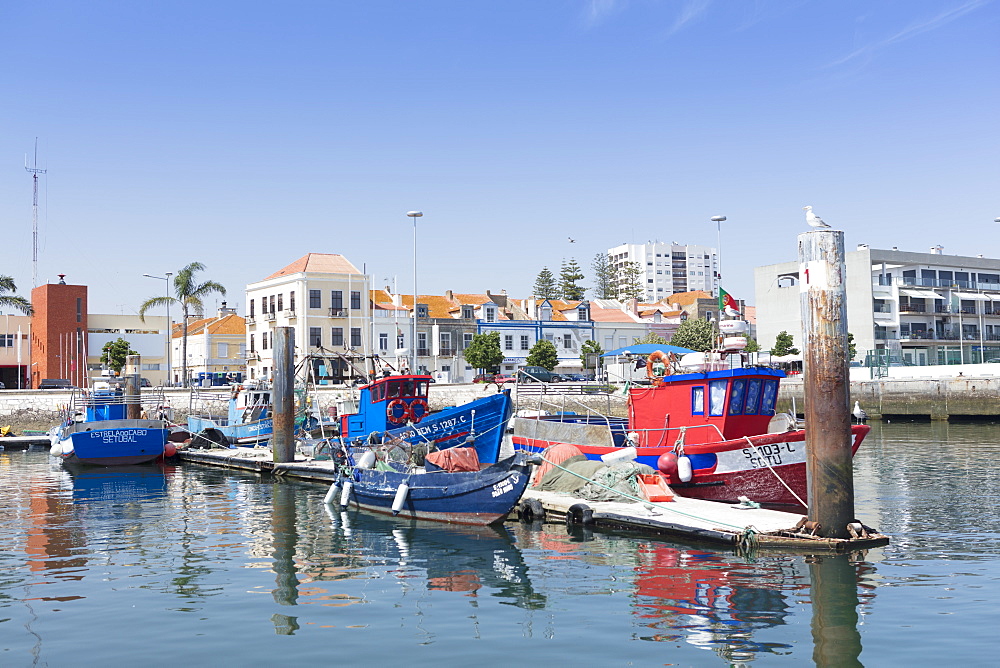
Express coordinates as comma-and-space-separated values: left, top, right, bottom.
462, 331, 504, 372
670, 318, 716, 352
744, 336, 761, 353
617, 261, 645, 301
847, 332, 857, 360
139, 262, 226, 386
532, 267, 558, 299
772, 330, 800, 356
580, 339, 604, 370
559, 258, 586, 301
526, 339, 559, 370
590, 253, 616, 299
632, 332, 668, 345
100, 337, 138, 374
0, 275, 32, 315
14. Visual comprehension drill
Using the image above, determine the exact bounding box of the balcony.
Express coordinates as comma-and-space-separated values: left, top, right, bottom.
417, 348, 429, 357
438, 347, 456, 356
284, 309, 296, 319
328, 308, 346, 318
898, 305, 927, 313
264, 312, 276, 321
245, 315, 255, 324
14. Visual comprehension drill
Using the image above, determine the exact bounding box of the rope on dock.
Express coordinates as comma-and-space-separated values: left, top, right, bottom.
536, 455, 754, 532
741, 436, 807, 507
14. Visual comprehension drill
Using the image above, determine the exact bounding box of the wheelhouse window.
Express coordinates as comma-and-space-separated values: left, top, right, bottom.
728, 379, 747, 415
708, 379, 727, 416
744, 379, 762, 415
691, 386, 705, 415
761, 379, 779, 415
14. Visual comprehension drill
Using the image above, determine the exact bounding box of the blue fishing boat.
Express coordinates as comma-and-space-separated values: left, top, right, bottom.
186, 381, 276, 446
49, 386, 170, 466
333, 451, 533, 526
339, 374, 512, 464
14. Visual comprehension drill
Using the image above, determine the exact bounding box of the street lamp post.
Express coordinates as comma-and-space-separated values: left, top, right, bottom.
143, 272, 173, 386
407, 211, 423, 375
710, 215, 726, 298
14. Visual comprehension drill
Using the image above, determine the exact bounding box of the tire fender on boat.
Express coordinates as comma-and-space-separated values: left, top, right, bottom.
565, 503, 594, 526
518, 497, 545, 523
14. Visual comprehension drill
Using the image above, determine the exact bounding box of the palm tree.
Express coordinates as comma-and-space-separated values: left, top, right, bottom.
0, 275, 32, 315
139, 262, 225, 386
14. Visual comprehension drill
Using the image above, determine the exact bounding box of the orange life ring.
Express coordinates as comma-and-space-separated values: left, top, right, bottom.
386, 398, 409, 424
646, 350, 675, 387
408, 398, 429, 423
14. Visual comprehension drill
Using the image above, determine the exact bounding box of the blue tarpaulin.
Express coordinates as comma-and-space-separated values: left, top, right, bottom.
600, 343, 695, 357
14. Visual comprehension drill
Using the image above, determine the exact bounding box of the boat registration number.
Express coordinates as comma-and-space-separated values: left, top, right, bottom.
492, 473, 519, 498
741, 442, 799, 469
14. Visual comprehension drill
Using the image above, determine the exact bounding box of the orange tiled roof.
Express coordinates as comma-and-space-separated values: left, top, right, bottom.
264, 253, 361, 280
662, 290, 713, 306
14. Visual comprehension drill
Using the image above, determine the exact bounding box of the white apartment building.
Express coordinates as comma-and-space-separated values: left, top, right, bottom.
755, 245, 1000, 366
607, 241, 716, 302
246, 253, 371, 382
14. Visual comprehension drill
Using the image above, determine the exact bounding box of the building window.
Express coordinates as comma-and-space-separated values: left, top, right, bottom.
351, 291, 361, 310
440, 332, 451, 352
269, 295, 276, 313
289, 291, 295, 312
218, 343, 228, 358
398, 333, 405, 348
505, 335, 514, 351
0, 334, 14, 347
604, 336, 613, 350
379, 333, 389, 351
484, 306, 496, 323
309, 290, 321, 308
462, 306, 474, 319
76, 297, 82, 323
563, 333, 572, 349
417, 332, 428, 354
277, 294, 283, 312
250, 334, 255, 353
463, 333, 473, 349
331, 327, 344, 346
351, 327, 362, 347
417, 305, 428, 317
520, 335, 529, 350
262, 332, 268, 350
249, 299, 255, 317
331, 291, 343, 310
309, 327, 322, 347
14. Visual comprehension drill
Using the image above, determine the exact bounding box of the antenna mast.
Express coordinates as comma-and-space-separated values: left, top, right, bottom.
25, 138, 47, 287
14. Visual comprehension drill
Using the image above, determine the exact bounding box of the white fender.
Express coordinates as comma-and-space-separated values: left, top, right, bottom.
339, 480, 353, 507
391, 483, 409, 515
356, 450, 376, 469
677, 455, 693, 482
323, 479, 340, 505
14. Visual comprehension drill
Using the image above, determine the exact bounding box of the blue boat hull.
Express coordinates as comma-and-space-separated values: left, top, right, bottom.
186, 416, 273, 445
67, 425, 169, 466
340, 454, 531, 526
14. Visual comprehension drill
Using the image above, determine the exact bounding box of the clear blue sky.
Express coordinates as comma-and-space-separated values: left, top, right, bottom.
2, 0, 997, 314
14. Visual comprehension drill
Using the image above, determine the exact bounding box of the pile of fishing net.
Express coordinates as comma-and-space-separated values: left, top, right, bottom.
532, 444, 655, 503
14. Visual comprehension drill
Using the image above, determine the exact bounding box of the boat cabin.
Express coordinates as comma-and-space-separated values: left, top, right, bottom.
628, 367, 784, 445
228, 386, 271, 426
340, 374, 432, 439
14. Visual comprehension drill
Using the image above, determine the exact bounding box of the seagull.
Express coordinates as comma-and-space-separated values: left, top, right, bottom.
803, 205, 830, 228
853, 401, 868, 424
568, 237, 576, 243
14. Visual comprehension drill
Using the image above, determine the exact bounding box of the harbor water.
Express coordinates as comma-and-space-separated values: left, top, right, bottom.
2, 421, 999, 666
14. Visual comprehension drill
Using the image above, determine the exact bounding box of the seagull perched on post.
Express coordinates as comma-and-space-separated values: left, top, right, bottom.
853, 401, 868, 424
803, 206, 830, 228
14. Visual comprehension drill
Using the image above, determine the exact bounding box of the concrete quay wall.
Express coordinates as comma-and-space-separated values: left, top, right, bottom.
778, 377, 1000, 420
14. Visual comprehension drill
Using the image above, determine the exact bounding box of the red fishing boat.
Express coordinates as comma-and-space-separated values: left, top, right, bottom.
512, 348, 868, 507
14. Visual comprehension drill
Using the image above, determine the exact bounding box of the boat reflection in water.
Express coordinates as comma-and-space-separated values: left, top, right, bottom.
66, 463, 172, 504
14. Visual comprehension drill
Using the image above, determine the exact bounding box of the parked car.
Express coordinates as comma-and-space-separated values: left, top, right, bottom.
493, 374, 515, 384
562, 373, 592, 381
473, 373, 496, 383
38, 379, 73, 390
140, 377, 152, 387
516, 366, 560, 383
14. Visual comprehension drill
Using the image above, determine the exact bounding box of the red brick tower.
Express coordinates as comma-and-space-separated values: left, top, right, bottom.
30, 276, 88, 388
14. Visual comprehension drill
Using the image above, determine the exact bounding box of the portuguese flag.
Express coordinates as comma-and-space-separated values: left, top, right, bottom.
719, 287, 741, 316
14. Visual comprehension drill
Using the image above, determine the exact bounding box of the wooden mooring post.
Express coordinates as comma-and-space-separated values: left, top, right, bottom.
272, 326, 295, 463
125, 354, 142, 420
799, 229, 855, 539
